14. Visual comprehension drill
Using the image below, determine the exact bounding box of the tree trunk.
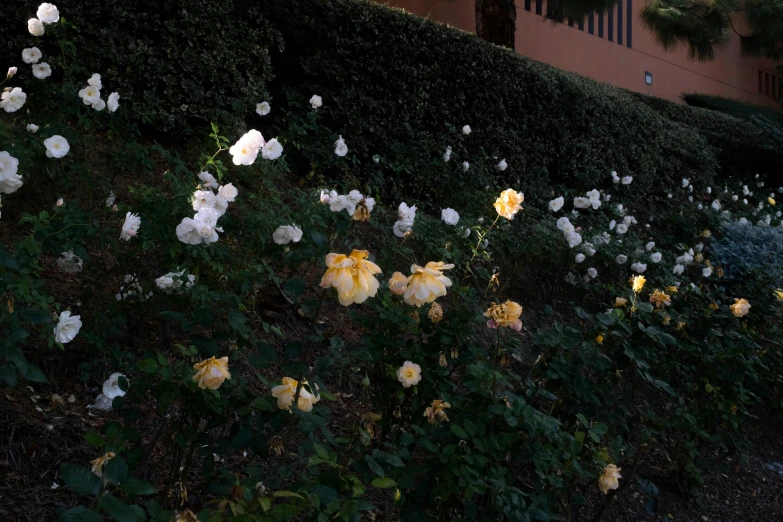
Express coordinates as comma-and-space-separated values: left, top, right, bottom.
475, 0, 517, 50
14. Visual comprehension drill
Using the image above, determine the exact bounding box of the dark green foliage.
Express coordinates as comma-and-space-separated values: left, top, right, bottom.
0, 0, 280, 135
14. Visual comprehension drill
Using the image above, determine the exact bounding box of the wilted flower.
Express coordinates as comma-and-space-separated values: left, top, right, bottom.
615, 297, 628, 307
320, 250, 382, 306
57, 251, 83, 273
494, 189, 524, 220
256, 101, 270, 116
428, 302, 444, 323
103, 372, 127, 400
309, 94, 322, 108
22, 47, 42, 64
484, 300, 523, 331
28, 18, 45, 36
397, 361, 422, 388
1, 87, 27, 113
730, 298, 750, 317
334, 135, 348, 157
32, 62, 51, 79
424, 400, 451, 424
396, 262, 454, 307
271, 377, 321, 412
631, 275, 646, 293
272, 225, 303, 245
90, 452, 115, 478
598, 464, 622, 494
649, 289, 671, 308
192, 356, 231, 390
44, 135, 69, 158
441, 208, 459, 225
54, 311, 82, 344
120, 212, 141, 240
107, 92, 120, 113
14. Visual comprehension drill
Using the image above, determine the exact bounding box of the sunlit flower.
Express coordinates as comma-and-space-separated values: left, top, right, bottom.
598, 464, 621, 494
334, 135, 348, 157
271, 377, 321, 412
441, 208, 459, 225
107, 92, 120, 113
56, 251, 83, 273
90, 452, 115, 478
0, 152, 23, 194
192, 356, 231, 390
615, 297, 627, 307
256, 101, 270, 116
773, 289, 783, 301
1, 87, 27, 113
494, 189, 524, 220
103, 372, 127, 400
32, 62, 51, 79
22, 47, 42, 64
37, 3, 60, 24
424, 399, 451, 424
428, 302, 444, 323
631, 275, 646, 293
400, 261, 454, 307
309, 95, 322, 108
261, 138, 283, 160
730, 298, 750, 317
496, 159, 507, 171
229, 130, 265, 165
484, 300, 523, 331
28, 18, 44, 36
272, 225, 303, 245
649, 289, 671, 308
54, 311, 82, 344
120, 212, 141, 240
320, 250, 382, 306
397, 361, 422, 388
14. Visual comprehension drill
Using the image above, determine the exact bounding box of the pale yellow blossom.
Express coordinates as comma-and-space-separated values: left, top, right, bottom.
192, 356, 231, 390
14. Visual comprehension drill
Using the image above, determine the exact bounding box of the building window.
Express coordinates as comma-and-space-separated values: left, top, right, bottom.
617, 0, 623, 45
759, 71, 763, 93
773, 75, 777, 98
645, 72, 652, 85
766, 72, 770, 95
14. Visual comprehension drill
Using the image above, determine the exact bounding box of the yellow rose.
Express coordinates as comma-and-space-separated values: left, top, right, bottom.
774, 289, 783, 301
676, 321, 686, 330
595, 334, 604, 344
192, 356, 231, 390
598, 464, 622, 494
401, 261, 454, 307
428, 302, 444, 323
730, 298, 751, 317
661, 314, 671, 325
614, 297, 628, 307
320, 250, 382, 306
649, 289, 671, 309
424, 399, 451, 424
389, 271, 407, 295
769, 197, 776, 206
631, 275, 646, 293
90, 452, 116, 477
484, 300, 523, 331
493, 188, 524, 220
702, 229, 711, 238
397, 361, 422, 388
666, 286, 679, 294
271, 377, 321, 412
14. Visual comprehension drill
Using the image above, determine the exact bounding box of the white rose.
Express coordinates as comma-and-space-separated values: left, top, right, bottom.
573, 197, 590, 209
37, 3, 60, 24
566, 232, 582, 248
496, 159, 507, 171
92, 98, 106, 111
218, 183, 238, 203
120, 212, 141, 240
615, 254, 627, 264
334, 135, 348, 157
44, 135, 69, 158
0, 152, 23, 194
462, 161, 469, 171
197, 171, 218, 189
650, 252, 662, 263
54, 311, 82, 344
587, 267, 598, 279
672, 264, 685, 275
682, 178, 689, 187
103, 372, 127, 399
107, 92, 120, 113
393, 219, 413, 238
32, 62, 52, 79
462, 125, 471, 135
616, 224, 628, 234
78, 85, 101, 106
621, 176, 633, 185
441, 208, 459, 226
575, 253, 585, 263
87, 73, 102, 89
631, 262, 647, 273
702, 267, 713, 277
256, 101, 270, 116
261, 138, 283, 160
272, 225, 303, 245
28, 18, 45, 36
309, 95, 322, 108
22, 47, 42, 64
549, 197, 564, 212
176, 217, 202, 245
1, 87, 27, 113
443, 146, 452, 162
711, 200, 721, 211
27, 124, 39, 133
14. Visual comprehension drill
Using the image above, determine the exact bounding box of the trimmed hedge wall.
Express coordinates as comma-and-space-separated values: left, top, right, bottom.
0, 0, 280, 135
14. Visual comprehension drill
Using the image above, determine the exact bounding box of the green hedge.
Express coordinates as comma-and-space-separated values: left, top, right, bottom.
632, 93, 783, 180
0, 0, 279, 135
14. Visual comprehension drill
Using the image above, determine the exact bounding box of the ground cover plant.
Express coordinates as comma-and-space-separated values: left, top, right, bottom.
2, 2, 783, 522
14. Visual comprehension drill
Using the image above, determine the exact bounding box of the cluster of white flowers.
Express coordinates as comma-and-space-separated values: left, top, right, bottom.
28, 3, 59, 37
394, 202, 417, 237
557, 217, 582, 248
611, 171, 633, 185
0, 152, 23, 195
273, 225, 303, 245
176, 178, 238, 246
573, 189, 602, 210
229, 129, 282, 165
90, 372, 128, 411
77, 74, 119, 112
57, 251, 83, 273
320, 189, 375, 218
155, 270, 196, 292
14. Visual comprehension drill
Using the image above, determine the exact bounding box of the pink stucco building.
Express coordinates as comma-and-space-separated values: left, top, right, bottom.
376, 0, 781, 107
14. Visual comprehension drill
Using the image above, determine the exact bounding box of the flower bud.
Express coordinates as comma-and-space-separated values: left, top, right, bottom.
7, 67, 17, 77
361, 373, 370, 388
